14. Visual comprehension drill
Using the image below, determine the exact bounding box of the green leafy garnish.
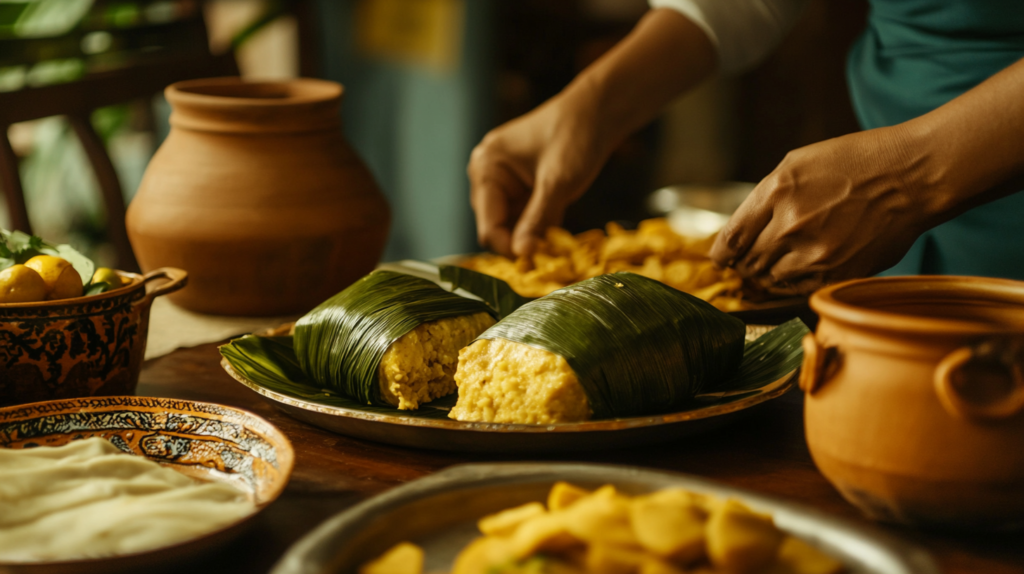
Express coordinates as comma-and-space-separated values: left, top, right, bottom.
84, 282, 113, 296
1, 228, 101, 293
54, 243, 95, 288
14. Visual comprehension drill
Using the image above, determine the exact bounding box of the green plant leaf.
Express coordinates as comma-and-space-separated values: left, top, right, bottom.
713, 317, 810, 393
438, 264, 533, 319
0, 233, 14, 259
53, 243, 94, 286
84, 282, 111, 296
474, 273, 747, 419
1, 229, 41, 271
293, 270, 494, 406
0, 237, 13, 271
219, 334, 456, 419
0, 228, 95, 285
1, 229, 42, 254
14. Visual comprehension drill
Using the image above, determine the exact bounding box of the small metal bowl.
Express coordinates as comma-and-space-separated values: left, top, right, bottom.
647, 182, 756, 238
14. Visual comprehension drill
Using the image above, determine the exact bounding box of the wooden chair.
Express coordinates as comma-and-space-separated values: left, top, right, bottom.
0, 2, 238, 272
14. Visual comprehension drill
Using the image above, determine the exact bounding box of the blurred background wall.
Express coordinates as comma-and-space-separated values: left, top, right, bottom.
0, 0, 867, 265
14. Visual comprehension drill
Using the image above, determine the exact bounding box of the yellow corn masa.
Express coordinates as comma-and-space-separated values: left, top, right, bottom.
378, 312, 495, 410
449, 337, 591, 424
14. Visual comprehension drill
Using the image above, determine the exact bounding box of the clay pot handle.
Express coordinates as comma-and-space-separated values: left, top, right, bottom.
799, 334, 841, 395
139, 267, 189, 304
934, 340, 1024, 423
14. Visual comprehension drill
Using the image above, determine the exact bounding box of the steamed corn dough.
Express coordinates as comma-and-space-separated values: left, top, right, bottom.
0, 438, 254, 562
450, 338, 591, 423
379, 312, 495, 409
450, 273, 745, 424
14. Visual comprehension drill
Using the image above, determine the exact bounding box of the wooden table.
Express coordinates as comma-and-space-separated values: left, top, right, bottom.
138, 342, 1024, 574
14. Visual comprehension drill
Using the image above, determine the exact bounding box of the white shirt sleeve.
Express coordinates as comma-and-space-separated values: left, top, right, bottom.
650, 0, 810, 75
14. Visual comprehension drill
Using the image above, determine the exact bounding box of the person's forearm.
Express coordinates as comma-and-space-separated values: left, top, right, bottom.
903, 56, 1024, 224
561, 8, 717, 157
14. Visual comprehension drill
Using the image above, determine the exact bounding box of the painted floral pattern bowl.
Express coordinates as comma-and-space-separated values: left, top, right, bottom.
0, 268, 186, 408
0, 395, 294, 573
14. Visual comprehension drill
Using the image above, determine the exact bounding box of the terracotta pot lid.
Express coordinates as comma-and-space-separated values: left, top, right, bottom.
166, 77, 343, 133
810, 275, 1024, 335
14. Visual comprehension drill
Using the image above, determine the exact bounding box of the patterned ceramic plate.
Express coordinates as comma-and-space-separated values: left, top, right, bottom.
0, 396, 294, 574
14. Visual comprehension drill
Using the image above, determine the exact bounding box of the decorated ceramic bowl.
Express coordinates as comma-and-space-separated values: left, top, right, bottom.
801, 275, 1024, 529
0, 395, 294, 573
0, 268, 186, 408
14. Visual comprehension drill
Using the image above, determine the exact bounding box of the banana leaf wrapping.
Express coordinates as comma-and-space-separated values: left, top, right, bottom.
474, 272, 746, 419
293, 270, 493, 406
439, 264, 532, 318
220, 317, 809, 420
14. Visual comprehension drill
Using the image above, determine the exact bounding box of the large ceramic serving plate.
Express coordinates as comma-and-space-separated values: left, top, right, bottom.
0, 396, 294, 574
221, 260, 808, 453
271, 463, 940, 574
221, 321, 799, 454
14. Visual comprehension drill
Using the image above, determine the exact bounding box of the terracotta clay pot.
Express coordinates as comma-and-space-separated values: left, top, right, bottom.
0, 268, 187, 407
802, 275, 1024, 528
127, 77, 390, 316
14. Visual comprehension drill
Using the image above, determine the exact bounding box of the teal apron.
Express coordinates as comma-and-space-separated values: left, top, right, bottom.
847, 0, 1024, 279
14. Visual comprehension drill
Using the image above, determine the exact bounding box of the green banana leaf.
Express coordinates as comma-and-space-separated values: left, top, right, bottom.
219, 316, 809, 421
292, 270, 493, 406
438, 264, 532, 319
474, 273, 746, 419
713, 318, 810, 393
220, 334, 457, 419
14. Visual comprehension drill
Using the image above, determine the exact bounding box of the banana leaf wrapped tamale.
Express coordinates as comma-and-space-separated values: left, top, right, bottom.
450, 272, 746, 424
294, 271, 495, 409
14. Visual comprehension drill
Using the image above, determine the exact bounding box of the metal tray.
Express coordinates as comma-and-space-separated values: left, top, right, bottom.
271, 463, 940, 574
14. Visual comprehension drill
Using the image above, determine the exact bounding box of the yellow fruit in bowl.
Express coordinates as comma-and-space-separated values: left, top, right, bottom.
92, 267, 125, 289
24, 255, 83, 301
0, 264, 48, 303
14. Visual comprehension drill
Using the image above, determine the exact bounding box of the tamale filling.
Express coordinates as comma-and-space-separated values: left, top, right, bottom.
378, 312, 495, 410
450, 337, 592, 424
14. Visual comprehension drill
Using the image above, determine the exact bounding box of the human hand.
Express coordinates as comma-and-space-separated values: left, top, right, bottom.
709, 125, 939, 295
468, 8, 717, 257
468, 90, 612, 257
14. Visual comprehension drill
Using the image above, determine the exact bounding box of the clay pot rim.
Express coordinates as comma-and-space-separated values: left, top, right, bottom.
166, 77, 343, 108
0, 270, 140, 310
810, 275, 1024, 335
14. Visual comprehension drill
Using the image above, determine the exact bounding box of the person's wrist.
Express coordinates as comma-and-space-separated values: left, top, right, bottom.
561, 71, 632, 160
884, 120, 957, 229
